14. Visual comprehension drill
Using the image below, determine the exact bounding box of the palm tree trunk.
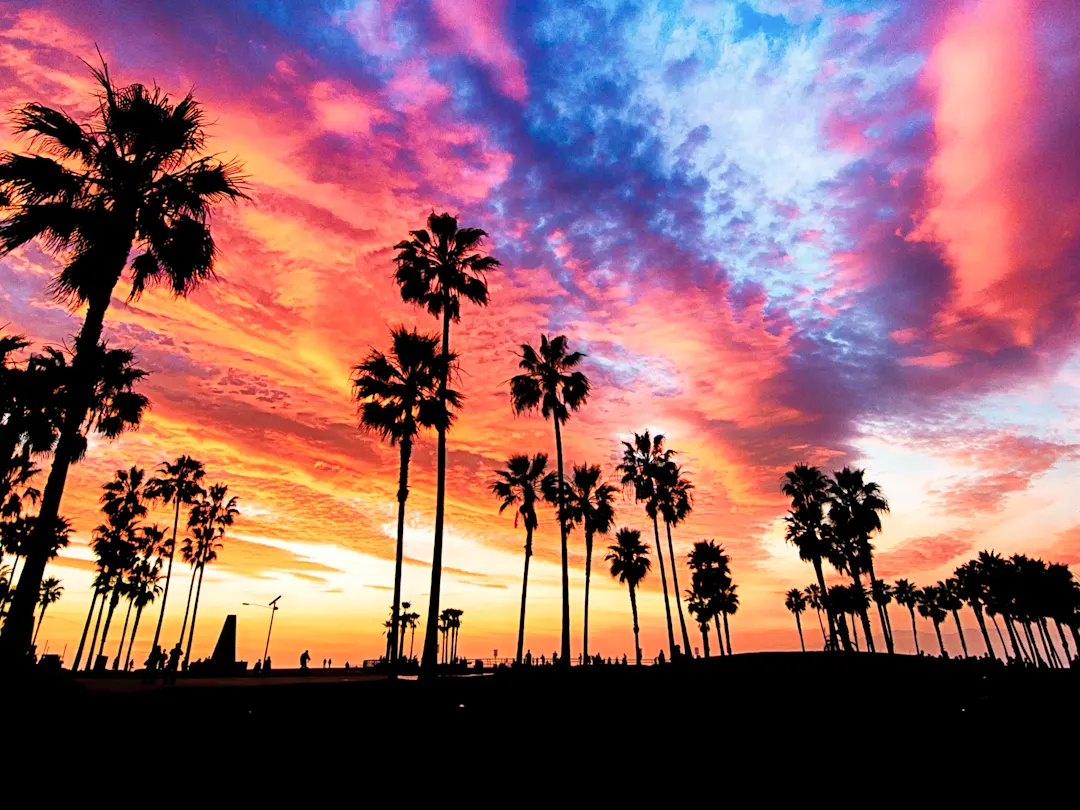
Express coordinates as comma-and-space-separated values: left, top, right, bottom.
177, 566, 197, 654
848, 569, 875, 653
85, 588, 108, 672
552, 416, 571, 667
795, 611, 805, 652
1038, 619, 1061, 668
409, 624, 415, 659
664, 520, 692, 657
815, 608, 827, 647
934, 620, 946, 657
184, 563, 206, 668
629, 583, 641, 665
0, 288, 117, 662
389, 438, 411, 666
150, 496, 181, 657
32, 604, 48, 646
722, 611, 732, 655
973, 604, 996, 661
71, 590, 99, 671
713, 615, 725, 656
700, 621, 710, 658
865, 559, 893, 653
420, 311, 451, 678
1054, 619, 1072, 666
398, 619, 406, 660
951, 610, 969, 657
851, 613, 860, 650
583, 528, 593, 664
96, 585, 121, 665
114, 597, 134, 669
1025, 621, 1045, 666
125, 603, 144, 671
907, 606, 920, 654
812, 557, 842, 651
1004, 615, 1025, 661
515, 524, 532, 665
651, 515, 676, 658
990, 614, 1010, 661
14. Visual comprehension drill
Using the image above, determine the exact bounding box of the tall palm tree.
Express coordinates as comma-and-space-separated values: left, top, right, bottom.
978, 550, 1022, 661
656, 463, 694, 657
687, 540, 731, 656
871, 579, 895, 653
805, 583, 828, 647
954, 561, 996, 661
618, 431, 677, 658
785, 588, 808, 652
80, 514, 138, 671
893, 579, 920, 655
113, 524, 164, 669
181, 484, 238, 667
123, 533, 164, 671
686, 587, 715, 658
144, 456, 205, 658
717, 584, 739, 655
0, 62, 246, 659
555, 463, 616, 663
32, 576, 63, 646
510, 334, 589, 666
605, 527, 651, 665
354, 327, 455, 665
782, 465, 842, 651
393, 212, 497, 675
490, 453, 548, 665
827, 467, 890, 653
438, 609, 452, 665
917, 586, 948, 657
939, 578, 969, 658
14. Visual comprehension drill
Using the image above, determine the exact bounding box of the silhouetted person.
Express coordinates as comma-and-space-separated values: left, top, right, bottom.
253, 659, 262, 673
143, 646, 161, 684
540, 654, 545, 665
301, 650, 311, 670
265, 656, 272, 671
345, 661, 350, 671
328, 657, 332, 668
658, 650, 665, 665
622, 654, 627, 665
166, 644, 182, 685
322, 658, 326, 668
578, 653, 583, 665
525, 650, 532, 665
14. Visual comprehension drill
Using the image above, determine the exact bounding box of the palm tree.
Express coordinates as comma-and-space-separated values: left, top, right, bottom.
782, 465, 842, 651
917, 586, 948, 657
144, 456, 205, 659
354, 327, 455, 665
978, 550, 1022, 661
605, 527, 651, 665
490, 453, 548, 664
954, 561, 996, 661
827, 467, 890, 653
939, 578, 969, 658
893, 579, 920, 655
686, 588, 715, 658
871, 579, 895, 653
618, 431, 677, 658
656, 463, 694, 657
438, 609, 452, 664
555, 463, 616, 663
785, 588, 808, 652
0, 62, 246, 659
181, 484, 238, 667
32, 576, 63, 646
805, 583, 828, 648
687, 540, 731, 656
510, 334, 590, 666
717, 584, 739, 655
79, 514, 138, 671
123, 533, 164, 671
394, 212, 497, 675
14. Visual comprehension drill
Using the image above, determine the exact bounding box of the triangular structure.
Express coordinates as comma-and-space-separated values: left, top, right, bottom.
211, 614, 237, 668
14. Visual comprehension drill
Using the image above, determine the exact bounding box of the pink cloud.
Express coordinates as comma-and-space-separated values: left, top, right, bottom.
431, 0, 528, 102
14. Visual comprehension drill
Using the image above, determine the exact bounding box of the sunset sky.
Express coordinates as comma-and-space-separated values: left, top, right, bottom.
3, 0, 1080, 667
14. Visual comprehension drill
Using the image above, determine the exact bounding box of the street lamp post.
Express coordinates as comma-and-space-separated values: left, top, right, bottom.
242, 596, 281, 665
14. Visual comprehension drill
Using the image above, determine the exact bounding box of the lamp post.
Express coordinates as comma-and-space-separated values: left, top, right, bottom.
242, 596, 281, 664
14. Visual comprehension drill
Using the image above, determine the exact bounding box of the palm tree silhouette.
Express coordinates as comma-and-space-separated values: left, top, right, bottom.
618, 431, 677, 658
871, 578, 895, 653
605, 527, 651, 665
144, 457, 206, 659
686, 586, 716, 657
917, 586, 948, 657
80, 514, 138, 671
491, 453, 548, 664
893, 579, 920, 655
938, 578, 969, 658
123, 530, 164, 671
0, 62, 246, 659
782, 465, 843, 651
785, 588, 808, 652
181, 484, 238, 667
954, 561, 995, 660
354, 327, 455, 665
827, 467, 890, 653
687, 540, 731, 656
717, 584, 739, 655
553, 463, 616, 663
656, 463, 694, 657
438, 609, 452, 664
394, 212, 496, 675
112, 524, 164, 670
32, 576, 63, 646
805, 583, 828, 647
510, 334, 589, 666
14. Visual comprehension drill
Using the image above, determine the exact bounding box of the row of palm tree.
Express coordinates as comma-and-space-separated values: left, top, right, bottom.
438, 607, 464, 664
0, 61, 247, 663
383, 600, 421, 661
69, 463, 238, 672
